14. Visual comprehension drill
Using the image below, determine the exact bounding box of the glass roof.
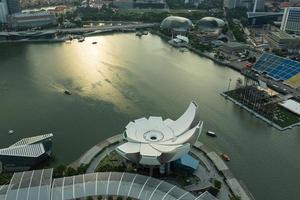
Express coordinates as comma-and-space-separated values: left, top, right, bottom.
1, 170, 206, 200
4, 169, 53, 200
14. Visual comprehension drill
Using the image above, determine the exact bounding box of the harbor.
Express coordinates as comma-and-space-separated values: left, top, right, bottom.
0, 33, 299, 200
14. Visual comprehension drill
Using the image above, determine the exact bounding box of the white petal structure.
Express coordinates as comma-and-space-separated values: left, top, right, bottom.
116, 102, 203, 166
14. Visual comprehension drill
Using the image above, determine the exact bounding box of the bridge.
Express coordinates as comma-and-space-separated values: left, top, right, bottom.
57, 23, 159, 34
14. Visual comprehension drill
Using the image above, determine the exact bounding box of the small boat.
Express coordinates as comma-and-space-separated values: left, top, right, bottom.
64, 90, 72, 95
78, 38, 85, 42
221, 153, 230, 161
8, 130, 14, 134
92, 41, 97, 44
136, 31, 142, 37
142, 31, 148, 35
206, 131, 216, 137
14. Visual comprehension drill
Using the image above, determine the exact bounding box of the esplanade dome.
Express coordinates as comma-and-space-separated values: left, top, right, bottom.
160, 16, 194, 31
196, 17, 225, 32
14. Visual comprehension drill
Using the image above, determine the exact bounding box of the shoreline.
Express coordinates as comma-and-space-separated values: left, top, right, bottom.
69, 134, 254, 200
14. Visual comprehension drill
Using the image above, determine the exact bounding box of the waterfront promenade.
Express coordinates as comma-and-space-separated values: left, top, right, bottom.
69, 134, 253, 200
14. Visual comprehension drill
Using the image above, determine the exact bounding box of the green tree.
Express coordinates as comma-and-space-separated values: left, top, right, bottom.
53, 165, 66, 178
65, 167, 78, 176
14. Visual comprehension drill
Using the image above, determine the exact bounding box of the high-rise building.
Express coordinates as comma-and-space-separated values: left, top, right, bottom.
281, 7, 300, 34
0, 0, 9, 23
7, 0, 21, 14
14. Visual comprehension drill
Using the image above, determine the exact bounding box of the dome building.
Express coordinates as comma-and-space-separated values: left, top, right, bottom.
196, 17, 225, 32
160, 16, 194, 32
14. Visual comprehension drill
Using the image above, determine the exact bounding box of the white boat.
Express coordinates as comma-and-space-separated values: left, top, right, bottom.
206, 131, 216, 137
8, 130, 14, 134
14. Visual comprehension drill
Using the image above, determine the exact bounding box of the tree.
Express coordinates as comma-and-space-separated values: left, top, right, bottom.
53, 165, 66, 178
65, 167, 78, 176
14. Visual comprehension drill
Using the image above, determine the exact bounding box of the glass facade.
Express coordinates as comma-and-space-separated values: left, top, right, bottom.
1, 170, 204, 200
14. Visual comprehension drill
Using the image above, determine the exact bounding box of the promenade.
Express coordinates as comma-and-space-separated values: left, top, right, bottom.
69, 134, 254, 200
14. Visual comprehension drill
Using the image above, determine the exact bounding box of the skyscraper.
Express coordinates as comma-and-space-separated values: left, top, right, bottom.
0, 0, 9, 23
281, 7, 300, 34
6, 0, 21, 14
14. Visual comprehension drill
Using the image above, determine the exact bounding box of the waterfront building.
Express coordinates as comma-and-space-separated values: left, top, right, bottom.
0, 169, 211, 200
219, 42, 249, 54
196, 17, 225, 33
116, 102, 203, 168
253, 53, 300, 84
0, 0, 9, 23
266, 31, 300, 50
0, 134, 53, 172
161, 16, 194, 33
8, 12, 57, 29
281, 7, 300, 34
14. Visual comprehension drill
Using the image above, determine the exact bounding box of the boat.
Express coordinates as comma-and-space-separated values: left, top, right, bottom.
92, 41, 97, 44
221, 153, 230, 161
206, 131, 216, 137
64, 90, 72, 95
78, 38, 85, 42
136, 31, 142, 37
8, 130, 14, 134
142, 31, 149, 35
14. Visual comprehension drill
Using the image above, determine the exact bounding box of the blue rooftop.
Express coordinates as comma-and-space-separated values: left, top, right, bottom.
177, 154, 199, 170
253, 53, 300, 81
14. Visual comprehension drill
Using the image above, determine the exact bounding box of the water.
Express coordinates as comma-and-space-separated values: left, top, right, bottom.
0, 33, 299, 200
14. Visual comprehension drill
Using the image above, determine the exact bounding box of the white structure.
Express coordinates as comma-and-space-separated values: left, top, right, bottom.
0, 0, 8, 23
281, 7, 300, 34
279, 99, 300, 116
116, 102, 203, 166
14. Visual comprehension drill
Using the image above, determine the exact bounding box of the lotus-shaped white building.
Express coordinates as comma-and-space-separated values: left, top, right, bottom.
116, 102, 203, 166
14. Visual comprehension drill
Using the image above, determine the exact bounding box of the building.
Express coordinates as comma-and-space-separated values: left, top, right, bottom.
224, 0, 264, 11
266, 31, 300, 49
133, 0, 166, 9
113, 0, 133, 9
247, 11, 284, 25
0, 169, 210, 200
219, 42, 249, 54
8, 12, 57, 29
196, 17, 225, 33
161, 16, 194, 33
116, 102, 203, 170
6, 0, 20, 14
0, 0, 9, 23
281, 7, 300, 34
253, 53, 300, 82
0, 134, 53, 172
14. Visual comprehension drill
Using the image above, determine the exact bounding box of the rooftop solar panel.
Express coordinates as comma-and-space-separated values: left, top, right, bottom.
253, 53, 300, 81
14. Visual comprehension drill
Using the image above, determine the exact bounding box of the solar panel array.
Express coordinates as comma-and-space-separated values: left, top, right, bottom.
253, 53, 300, 81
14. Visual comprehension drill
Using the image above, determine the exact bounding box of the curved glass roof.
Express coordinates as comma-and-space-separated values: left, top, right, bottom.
196, 17, 225, 32
4, 169, 53, 200
51, 172, 197, 200
1, 170, 209, 200
161, 16, 193, 31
